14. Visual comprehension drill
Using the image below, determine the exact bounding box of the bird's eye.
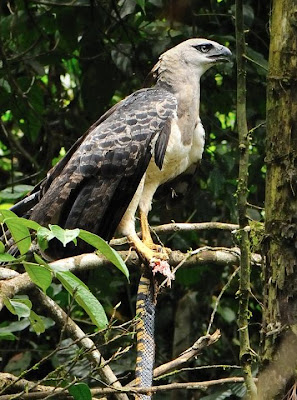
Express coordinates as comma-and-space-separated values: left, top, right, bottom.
193, 44, 213, 53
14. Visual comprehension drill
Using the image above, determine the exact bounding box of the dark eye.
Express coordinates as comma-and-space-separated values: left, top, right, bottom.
193, 44, 213, 53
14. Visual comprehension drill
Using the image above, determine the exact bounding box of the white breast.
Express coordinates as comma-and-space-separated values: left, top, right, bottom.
139, 117, 205, 215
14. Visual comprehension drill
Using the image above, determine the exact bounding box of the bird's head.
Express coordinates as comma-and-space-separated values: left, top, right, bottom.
150, 38, 232, 85
169, 38, 232, 74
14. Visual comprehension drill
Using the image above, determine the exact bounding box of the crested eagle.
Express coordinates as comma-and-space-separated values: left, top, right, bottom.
11, 39, 232, 272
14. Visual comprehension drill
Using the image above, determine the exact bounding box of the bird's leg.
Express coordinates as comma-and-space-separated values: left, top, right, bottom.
140, 210, 157, 247
139, 210, 170, 257
126, 232, 156, 262
138, 210, 174, 284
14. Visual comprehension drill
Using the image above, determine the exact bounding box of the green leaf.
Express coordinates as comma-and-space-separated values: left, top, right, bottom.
218, 306, 236, 323
69, 383, 92, 400
0, 319, 30, 333
0, 211, 39, 255
0, 209, 18, 222
136, 0, 146, 13
17, 218, 41, 231
4, 350, 32, 375
24, 262, 52, 293
34, 252, 49, 266
5, 298, 32, 318
3, 217, 31, 255
0, 332, 17, 341
29, 310, 46, 334
55, 270, 88, 291
0, 241, 5, 253
37, 226, 54, 251
0, 253, 17, 262
56, 271, 108, 329
49, 225, 80, 247
1, 216, 40, 231
79, 230, 129, 279
0, 185, 34, 200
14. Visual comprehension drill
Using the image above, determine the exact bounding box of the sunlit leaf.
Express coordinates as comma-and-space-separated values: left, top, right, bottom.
5, 298, 32, 318
0, 241, 5, 253
24, 262, 52, 293
56, 271, 108, 329
79, 230, 129, 279
49, 225, 80, 247
0, 209, 18, 222
37, 227, 54, 251
2, 216, 31, 255
29, 310, 46, 334
0, 319, 30, 333
17, 218, 41, 231
0, 253, 17, 262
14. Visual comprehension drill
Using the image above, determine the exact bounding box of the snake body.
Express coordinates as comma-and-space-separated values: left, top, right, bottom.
135, 274, 156, 400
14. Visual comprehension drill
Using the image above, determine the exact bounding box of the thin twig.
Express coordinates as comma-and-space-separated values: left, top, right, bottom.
157, 364, 241, 379
0, 120, 39, 170
243, 54, 268, 71
207, 267, 240, 334
152, 330, 221, 379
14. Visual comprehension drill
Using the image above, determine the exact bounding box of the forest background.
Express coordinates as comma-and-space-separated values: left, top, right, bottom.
0, 0, 281, 399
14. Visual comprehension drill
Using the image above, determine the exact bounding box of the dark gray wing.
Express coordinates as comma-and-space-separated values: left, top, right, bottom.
9, 98, 129, 218
28, 87, 177, 257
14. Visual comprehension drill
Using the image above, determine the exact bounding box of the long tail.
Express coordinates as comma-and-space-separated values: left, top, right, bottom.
135, 274, 156, 400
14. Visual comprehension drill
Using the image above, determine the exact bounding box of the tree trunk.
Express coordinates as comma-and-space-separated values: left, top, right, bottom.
259, 0, 297, 398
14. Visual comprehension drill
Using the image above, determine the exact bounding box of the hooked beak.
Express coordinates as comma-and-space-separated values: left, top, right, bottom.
208, 46, 232, 63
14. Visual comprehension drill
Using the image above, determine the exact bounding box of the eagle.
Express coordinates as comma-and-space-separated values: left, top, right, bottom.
11, 39, 232, 272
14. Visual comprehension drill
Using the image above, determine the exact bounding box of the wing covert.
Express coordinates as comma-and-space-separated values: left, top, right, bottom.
28, 87, 177, 256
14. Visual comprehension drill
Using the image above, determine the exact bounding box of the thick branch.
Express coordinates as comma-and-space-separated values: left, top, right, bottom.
150, 221, 238, 235
0, 373, 51, 395
111, 222, 239, 246
0, 376, 257, 399
0, 247, 261, 311
235, 0, 257, 398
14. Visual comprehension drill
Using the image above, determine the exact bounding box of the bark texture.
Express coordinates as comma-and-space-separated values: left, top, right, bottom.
236, 0, 257, 397
259, 0, 297, 398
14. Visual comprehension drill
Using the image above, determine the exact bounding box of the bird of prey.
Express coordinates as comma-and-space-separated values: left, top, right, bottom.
11, 38, 232, 273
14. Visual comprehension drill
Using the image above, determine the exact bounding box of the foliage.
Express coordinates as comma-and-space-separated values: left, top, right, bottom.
0, 0, 270, 399
1, 210, 128, 334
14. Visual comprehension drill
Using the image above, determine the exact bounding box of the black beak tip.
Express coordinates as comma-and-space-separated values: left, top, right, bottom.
217, 47, 232, 62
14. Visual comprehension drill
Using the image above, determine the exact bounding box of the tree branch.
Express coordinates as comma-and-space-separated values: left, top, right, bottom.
33, 290, 129, 400
0, 247, 261, 311
0, 286, 129, 400
152, 329, 221, 379
0, 373, 51, 395
235, 0, 257, 398
0, 376, 257, 399
111, 222, 239, 246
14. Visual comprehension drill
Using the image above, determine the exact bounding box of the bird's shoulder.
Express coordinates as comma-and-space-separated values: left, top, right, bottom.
89, 87, 178, 138
75, 88, 177, 172
39, 87, 178, 189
